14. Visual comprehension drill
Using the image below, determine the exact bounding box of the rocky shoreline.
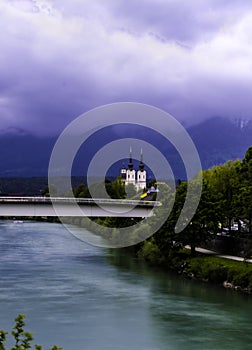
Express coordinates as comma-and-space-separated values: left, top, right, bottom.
223, 280, 252, 294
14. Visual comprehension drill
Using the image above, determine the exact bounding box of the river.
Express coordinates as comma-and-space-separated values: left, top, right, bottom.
0, 220, 252, 350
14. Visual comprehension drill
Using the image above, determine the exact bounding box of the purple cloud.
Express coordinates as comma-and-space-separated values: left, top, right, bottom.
0, 0, 252, 135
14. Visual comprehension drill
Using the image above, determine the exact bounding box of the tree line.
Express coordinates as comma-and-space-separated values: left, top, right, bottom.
139, 146, 252, 261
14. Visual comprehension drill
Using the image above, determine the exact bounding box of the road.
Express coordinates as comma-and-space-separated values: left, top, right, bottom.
184, 245, 252, 264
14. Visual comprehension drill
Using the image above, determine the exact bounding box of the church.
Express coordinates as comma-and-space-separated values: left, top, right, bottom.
120, 147, 147, 192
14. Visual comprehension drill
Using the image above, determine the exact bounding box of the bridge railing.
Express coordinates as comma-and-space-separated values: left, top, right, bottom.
0, 196, 161, 207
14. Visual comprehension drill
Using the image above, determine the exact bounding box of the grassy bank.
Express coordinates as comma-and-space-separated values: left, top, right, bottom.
184, 254, 252, 292
138, 243, 252, 293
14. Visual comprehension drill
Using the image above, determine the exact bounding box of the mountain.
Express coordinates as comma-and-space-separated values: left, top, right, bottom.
0, 131, 56, 177
0, 117, 251, 180
188, 117, 252, 169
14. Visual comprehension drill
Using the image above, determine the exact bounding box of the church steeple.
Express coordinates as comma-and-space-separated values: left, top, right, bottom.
136, 148, 146, 191
120, 161, 126, 180
128, 146, 134, 170
139, 148, 145, 171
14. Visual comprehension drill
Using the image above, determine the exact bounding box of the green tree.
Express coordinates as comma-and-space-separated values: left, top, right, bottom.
204, 160, 241, 233
73, 183, 91, 198
0, 330, 7, 350
41, 184, 58, 197
240, 147, 252, 192
140, 147, 252, 262
124, 183, 137, 199
104, 177, 126, 199
171, 180, 215, 256
0, 314, 63, 350
235, 147, 252, 233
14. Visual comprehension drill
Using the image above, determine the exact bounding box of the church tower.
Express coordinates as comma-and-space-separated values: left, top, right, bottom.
125, 147, 136, 186
121, 147, 147, 192
120, 162, 127, 180
136, 148, 146, 191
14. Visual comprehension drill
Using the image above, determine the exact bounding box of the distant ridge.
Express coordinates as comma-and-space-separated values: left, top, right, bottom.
0, 176, 85, 196
188, 116, 252, 169
0, 117, 251, 179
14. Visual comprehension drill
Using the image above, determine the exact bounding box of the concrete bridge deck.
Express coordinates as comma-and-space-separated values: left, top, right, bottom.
0, 196, 160, 217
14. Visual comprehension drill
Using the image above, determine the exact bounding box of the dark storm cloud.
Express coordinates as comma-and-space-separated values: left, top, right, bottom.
1, 0, 252, 135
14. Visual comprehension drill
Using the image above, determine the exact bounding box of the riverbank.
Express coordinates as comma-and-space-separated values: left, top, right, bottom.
137, 244, 252, 294
182, 254, 252, 294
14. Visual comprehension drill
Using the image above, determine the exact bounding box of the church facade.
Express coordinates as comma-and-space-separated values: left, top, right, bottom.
120, 147, 147, 192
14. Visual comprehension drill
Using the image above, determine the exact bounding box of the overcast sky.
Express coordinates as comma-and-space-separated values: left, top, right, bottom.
1, 0, 252, 136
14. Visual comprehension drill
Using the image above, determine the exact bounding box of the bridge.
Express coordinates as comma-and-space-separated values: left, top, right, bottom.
0, 197, 160, 218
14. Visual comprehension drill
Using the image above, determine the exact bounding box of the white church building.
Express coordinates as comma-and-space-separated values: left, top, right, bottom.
120, 147, 147, 192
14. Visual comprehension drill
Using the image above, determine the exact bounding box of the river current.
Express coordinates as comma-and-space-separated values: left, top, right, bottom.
0, 220, 252, 350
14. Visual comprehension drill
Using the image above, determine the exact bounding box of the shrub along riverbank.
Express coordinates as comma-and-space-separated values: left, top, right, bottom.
137, 244, 252, 294
185, 255, 252, 292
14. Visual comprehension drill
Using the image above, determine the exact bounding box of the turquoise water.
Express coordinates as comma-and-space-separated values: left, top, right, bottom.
0, 220, 252, 350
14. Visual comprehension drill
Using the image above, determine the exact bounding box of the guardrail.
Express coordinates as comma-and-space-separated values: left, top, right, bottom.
0, 196, 161, 207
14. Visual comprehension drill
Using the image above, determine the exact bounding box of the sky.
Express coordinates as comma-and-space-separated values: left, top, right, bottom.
1, 0, 252, 136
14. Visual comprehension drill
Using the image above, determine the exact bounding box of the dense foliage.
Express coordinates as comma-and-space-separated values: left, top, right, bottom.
139, 146, 252, 260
